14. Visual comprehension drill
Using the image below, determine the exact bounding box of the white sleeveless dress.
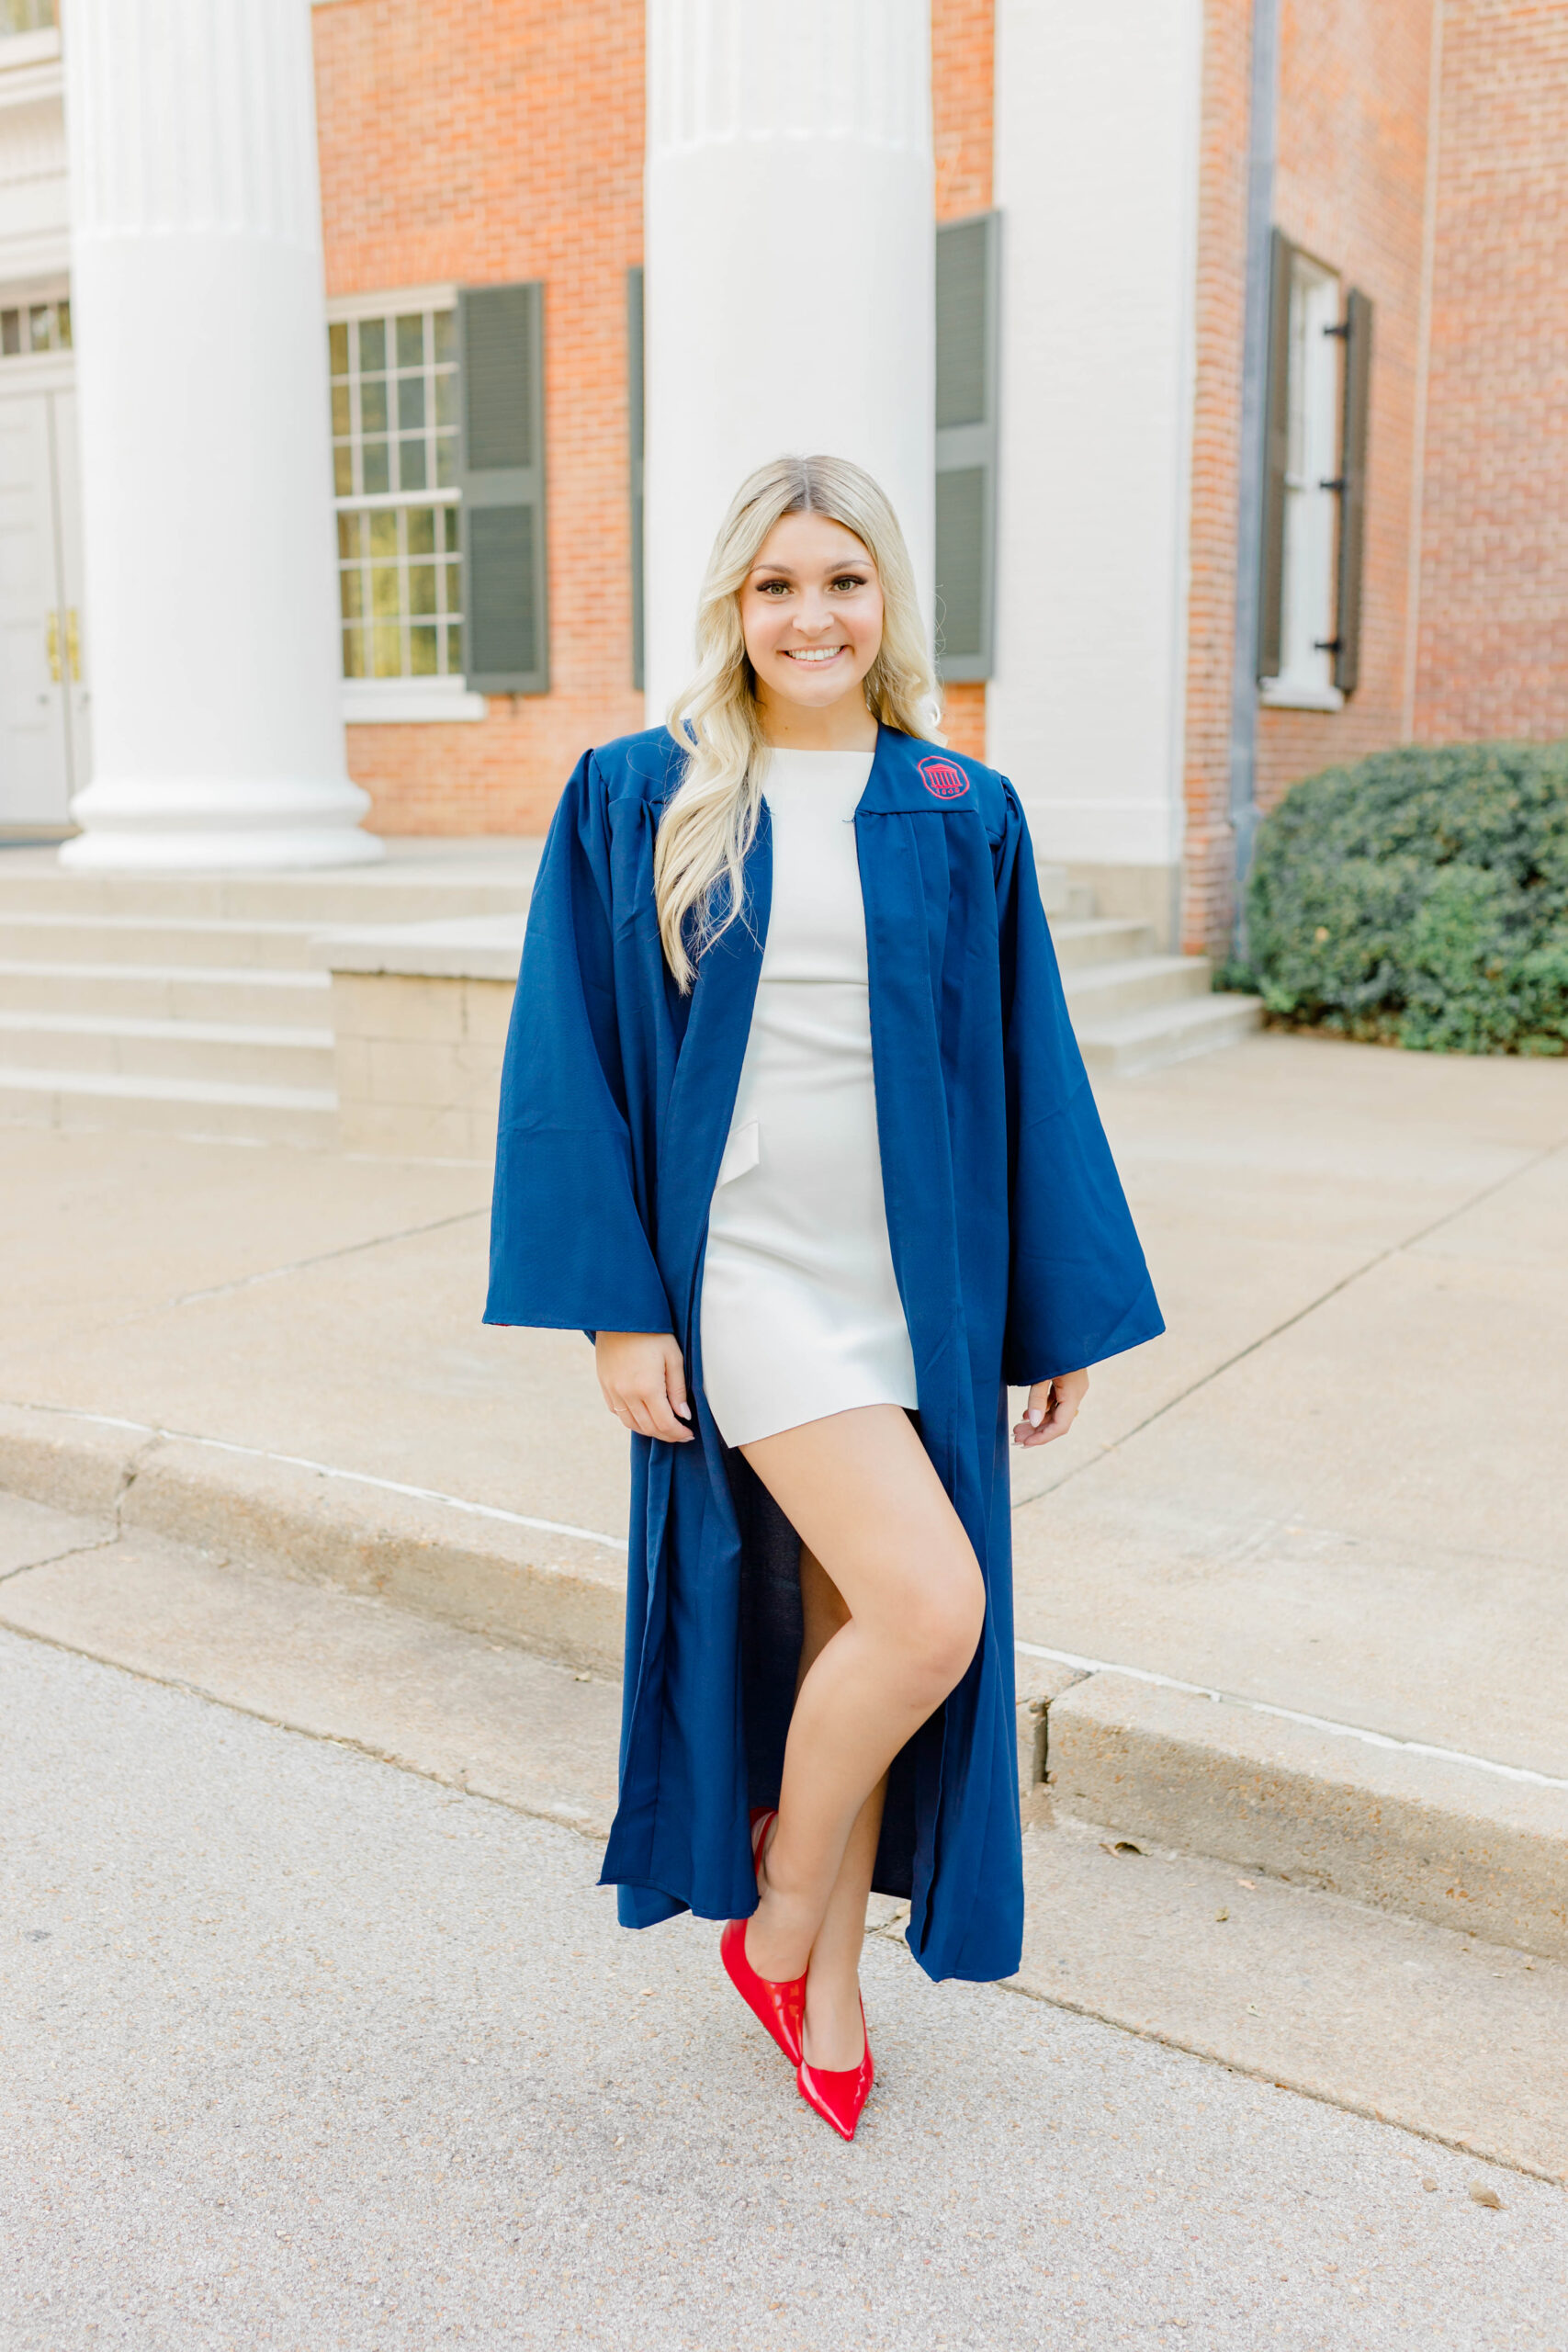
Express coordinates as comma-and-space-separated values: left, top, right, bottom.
699, 748, 919, 1448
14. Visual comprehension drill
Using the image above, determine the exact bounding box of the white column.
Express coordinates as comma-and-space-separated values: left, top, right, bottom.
59, 0, 379, 870
644, 0, 935, 725
988, 0, 1203, 883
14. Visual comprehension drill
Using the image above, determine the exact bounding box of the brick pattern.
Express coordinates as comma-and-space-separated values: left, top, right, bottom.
931, 0, 993, 758
1179, 0, 1251, 956
1181, 0, 1438, 956
314, 0, 647, 834
1414, 0, 1568, 742
1258, 0, 1435, 808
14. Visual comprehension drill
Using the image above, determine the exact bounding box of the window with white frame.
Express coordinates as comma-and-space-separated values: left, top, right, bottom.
329, 305, 464, 681
1272, 251, 1343, 702
0, 297, 69, 358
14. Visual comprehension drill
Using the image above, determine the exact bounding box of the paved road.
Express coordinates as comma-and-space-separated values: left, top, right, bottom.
3, 1633, 1563, 2352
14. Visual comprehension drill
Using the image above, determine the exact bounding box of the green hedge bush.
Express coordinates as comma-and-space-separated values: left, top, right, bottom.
1237, 741, 1568, 1054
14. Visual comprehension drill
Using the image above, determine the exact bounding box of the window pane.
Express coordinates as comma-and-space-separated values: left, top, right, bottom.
1, 311, 17, 356
56, 299, 70, 347
28, 306, 50, 351
331, 308, 464, 688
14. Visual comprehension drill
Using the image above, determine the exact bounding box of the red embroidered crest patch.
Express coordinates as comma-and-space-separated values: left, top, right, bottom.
918, 756, 970, 801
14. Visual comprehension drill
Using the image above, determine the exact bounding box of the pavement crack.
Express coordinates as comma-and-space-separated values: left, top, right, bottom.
113, 1433, 164, 1533
0, 1530, 121, 1588
1015, 1131, 1568, 1513
166, 1206, 487, 1307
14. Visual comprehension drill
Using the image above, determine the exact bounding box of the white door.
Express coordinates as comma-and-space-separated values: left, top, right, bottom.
0, 390, 71, 828
51, 388, 91, 795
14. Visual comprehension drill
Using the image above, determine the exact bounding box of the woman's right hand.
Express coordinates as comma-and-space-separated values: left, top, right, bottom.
595, 1332, 694, 1442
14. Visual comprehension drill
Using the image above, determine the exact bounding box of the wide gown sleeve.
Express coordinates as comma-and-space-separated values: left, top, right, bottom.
996, 782, 1165, 1383
484, 753, 673, 1336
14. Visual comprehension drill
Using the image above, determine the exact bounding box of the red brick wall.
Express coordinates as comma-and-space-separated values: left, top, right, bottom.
314, 0, 646, 834
931, 0, 993, 763
1181, 0, 1435, 955
1180, 0, 1251, 955
1258, 0, 1435, 806
1413, 0, 1568, 742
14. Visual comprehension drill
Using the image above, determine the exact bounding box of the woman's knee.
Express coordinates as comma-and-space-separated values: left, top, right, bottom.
895, 1558, 986, 1698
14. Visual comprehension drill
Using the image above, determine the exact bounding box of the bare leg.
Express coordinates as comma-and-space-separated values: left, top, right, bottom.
740, 1406, 984, 2064
790, 1544, 886, 2069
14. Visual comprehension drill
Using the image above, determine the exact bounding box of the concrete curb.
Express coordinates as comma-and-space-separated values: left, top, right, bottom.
5, 1401, 1566, 1967
1044, 1673, 1568, 1963
0, 1404, 626, 1676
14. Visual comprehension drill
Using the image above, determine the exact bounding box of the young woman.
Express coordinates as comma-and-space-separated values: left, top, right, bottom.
486, 455, 1161, 2140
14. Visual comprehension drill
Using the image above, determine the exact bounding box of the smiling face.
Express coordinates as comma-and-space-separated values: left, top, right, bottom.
739, 511, 885, 742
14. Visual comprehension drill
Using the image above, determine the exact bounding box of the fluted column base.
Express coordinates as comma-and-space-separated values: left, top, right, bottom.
59, 775, 383, 871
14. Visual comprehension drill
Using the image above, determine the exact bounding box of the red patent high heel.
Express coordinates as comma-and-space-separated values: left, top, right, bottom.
795, 1998, 874, 2143
719, 1807, 806, 2065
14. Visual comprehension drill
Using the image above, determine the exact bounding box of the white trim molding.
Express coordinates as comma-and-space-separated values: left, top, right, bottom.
343, 678, 488, 725
325, 283, 457, 325
1259, 677, 1344, 713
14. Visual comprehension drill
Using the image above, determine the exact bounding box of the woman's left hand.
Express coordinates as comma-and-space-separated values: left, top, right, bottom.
1012, 1369, 1089, 1448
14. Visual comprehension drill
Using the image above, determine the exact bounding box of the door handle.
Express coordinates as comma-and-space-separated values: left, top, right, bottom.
46, 610, 60, 683
66, 607, 81, 682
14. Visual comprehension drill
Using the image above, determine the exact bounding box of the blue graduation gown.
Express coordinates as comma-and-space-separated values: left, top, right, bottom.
485, 722, 1163, 1983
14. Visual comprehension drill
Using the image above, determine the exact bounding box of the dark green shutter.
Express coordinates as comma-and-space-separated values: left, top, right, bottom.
458, 281, 547, 694
934, 211, 998, 681
1334, 287, 1372, 696
1257, 227, 1292, 681
627, 266, 645, 693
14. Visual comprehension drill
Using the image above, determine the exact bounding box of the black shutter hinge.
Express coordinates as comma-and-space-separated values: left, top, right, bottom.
1313, 638, 1343, 653
1318, 476, 1347, 493
1323, 320, 1350, 339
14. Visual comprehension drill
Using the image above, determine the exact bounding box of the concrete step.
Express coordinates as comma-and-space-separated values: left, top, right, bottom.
1062, 953, 1212, 1023
0, 912, 324, 969
1049, 916, 1157, 971
1076, 989, 1265, 1078
0, 957, 332, 1026
0, 1007, 335, 1089
0, 865, 538, 925
0, 1065, 338, 1147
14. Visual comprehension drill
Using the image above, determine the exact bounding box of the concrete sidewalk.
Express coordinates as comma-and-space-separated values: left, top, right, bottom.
2, 1031, 1566, 1957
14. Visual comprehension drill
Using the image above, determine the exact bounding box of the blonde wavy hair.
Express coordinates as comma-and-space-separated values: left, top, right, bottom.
654, 454, 942, 990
